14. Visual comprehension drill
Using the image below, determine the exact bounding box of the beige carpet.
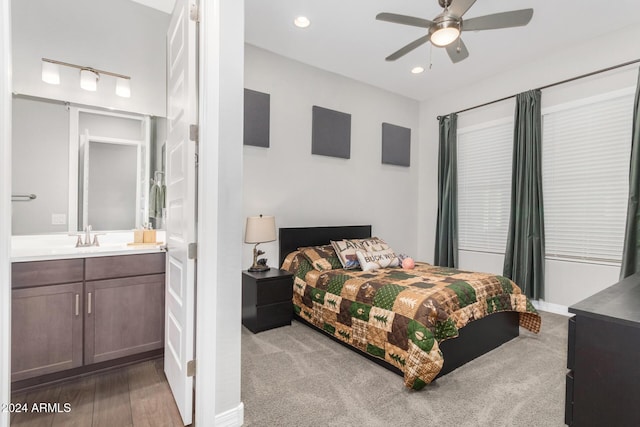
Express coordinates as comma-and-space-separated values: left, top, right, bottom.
241, 310, 568, 427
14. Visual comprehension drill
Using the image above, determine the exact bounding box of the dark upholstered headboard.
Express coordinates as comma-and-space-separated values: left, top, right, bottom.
278, 225, 372, 267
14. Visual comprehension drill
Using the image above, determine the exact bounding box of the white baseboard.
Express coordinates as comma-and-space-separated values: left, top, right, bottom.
215, 402, 244, 427
531, 299, 570, 316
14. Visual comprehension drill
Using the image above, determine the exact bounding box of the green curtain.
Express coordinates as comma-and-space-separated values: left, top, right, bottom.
620, 69, 640, 279
503, 90, 545, 300
434, 113, 458, 268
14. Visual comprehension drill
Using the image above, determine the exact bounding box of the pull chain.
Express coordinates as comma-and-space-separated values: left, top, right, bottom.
429, 43, 433, 70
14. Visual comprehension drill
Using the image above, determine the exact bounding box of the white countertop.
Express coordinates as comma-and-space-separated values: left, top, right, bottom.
11, 231, 166, 262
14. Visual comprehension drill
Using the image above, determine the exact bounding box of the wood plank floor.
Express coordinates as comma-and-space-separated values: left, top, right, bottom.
10, 359, 184, 427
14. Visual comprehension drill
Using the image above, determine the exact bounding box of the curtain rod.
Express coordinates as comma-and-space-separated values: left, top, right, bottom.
436, 58, 640, 120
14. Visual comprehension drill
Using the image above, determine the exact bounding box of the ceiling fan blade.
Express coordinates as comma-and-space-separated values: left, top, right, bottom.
376, 12, 433, 29
385, 34, 431, 61
463, 9, 533, 31
448, 0, 477, 18
446, 38, 469, 63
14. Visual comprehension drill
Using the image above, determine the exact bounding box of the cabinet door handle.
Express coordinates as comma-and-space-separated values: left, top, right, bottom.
87, 292, 92, 315
75, 294, 79, 316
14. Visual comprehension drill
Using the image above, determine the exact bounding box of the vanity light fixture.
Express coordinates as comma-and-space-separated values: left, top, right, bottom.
115, 77, 131, 98
294, 16, 311, 28
41, 58, 132, 98
80, 69, 99, 91
41, 61, 61, 85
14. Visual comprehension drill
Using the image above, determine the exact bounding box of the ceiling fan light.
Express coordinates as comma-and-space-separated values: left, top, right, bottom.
430, 27, 460, 47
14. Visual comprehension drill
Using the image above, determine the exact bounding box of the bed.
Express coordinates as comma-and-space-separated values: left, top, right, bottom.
279, 225, 541, 389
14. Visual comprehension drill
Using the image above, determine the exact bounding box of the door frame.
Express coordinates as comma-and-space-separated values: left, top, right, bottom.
193, 0, 244, 423
0, 1, 244, 426
0, 0, 11, 425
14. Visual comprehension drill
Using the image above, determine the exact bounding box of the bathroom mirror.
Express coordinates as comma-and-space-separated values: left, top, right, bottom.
10, 0, 170, 235
11, 96, 166, 234
75, 107, 152, 232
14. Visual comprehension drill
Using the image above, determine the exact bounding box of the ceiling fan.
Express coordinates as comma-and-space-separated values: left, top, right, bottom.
376, 0, 533, 63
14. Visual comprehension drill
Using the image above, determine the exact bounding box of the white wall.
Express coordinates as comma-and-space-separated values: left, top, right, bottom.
418, 24, 640, 307
12, 0, 168, 116
196, 0, 244, 423
243, 45, 420, 268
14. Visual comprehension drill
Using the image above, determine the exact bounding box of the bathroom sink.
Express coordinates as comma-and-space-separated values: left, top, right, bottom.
11, 232, 166, 262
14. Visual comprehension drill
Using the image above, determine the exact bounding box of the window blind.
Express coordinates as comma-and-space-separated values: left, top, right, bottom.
458, 119, 513, 253
542, 90, 634, 263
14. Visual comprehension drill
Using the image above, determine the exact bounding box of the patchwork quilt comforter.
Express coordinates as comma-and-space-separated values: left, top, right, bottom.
282, 251, 541, 390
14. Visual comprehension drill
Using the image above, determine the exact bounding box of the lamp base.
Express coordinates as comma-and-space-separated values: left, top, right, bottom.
248, 264, 270, 273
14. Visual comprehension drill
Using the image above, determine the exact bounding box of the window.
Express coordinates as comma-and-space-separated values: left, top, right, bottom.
542, 89, 634, 263
458, 118, 513, 253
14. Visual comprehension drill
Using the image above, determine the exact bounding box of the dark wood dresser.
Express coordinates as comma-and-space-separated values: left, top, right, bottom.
565, 272, 640, 426
242, 269, 293, 333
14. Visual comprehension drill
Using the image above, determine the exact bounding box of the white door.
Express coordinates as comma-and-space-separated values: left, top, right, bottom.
164, 0, 198, 424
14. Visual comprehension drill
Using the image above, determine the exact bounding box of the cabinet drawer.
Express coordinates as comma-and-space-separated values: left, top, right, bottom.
85, 252, 165, 280
257, 277, 293, 305
565, 371, 574, 426
567, 316, 576, 370
255, 301, 292, 332
12, 259, 84, 288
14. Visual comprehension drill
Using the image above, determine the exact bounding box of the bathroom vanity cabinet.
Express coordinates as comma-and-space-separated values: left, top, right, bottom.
85, 254, 165, 364
11, 259, 85, 382
11, 253, 165, 386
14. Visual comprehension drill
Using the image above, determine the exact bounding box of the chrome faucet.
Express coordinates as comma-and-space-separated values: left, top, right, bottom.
75, 225, 101, 247
84, 225, 92, 244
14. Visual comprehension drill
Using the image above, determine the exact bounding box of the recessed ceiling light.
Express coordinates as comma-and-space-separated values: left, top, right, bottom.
294, 16, 311, 28
411, 66, 425, 74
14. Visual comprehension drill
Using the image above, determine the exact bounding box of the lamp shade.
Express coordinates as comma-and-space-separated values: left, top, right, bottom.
244, 215, 276, 244
41, 61, 60, 85
116, 77, 131, 98
80, 69, 99, 91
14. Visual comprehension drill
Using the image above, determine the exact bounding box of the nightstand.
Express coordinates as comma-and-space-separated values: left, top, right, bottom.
242, 269, 294, 333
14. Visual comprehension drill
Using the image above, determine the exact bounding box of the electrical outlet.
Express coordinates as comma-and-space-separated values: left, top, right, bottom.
51, 213, 67, 225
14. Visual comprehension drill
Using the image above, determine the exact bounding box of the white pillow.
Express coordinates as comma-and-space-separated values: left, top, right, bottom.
355, 249, 400, 271
331, 237, 389, 269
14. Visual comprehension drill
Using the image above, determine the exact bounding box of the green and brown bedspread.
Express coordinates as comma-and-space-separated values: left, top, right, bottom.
282, 251, 541, 390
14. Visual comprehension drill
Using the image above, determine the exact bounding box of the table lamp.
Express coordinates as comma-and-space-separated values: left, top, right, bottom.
244, 214, 276, 272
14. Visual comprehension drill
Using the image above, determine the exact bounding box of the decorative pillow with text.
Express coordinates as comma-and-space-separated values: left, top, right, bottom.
355, 248, 400, 271
331, 237, 389, 269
